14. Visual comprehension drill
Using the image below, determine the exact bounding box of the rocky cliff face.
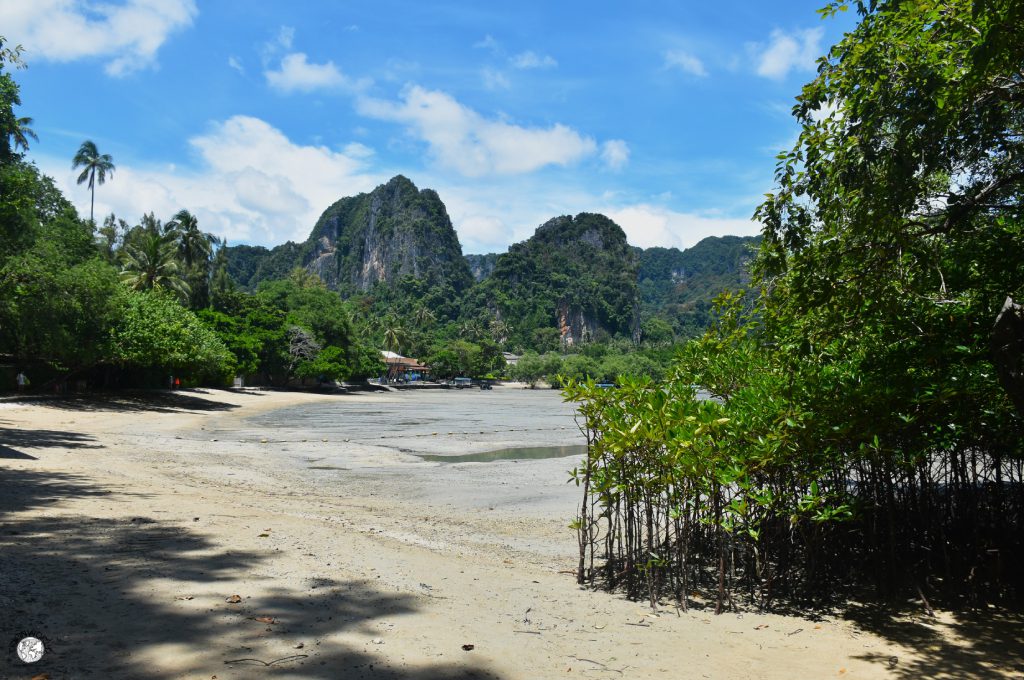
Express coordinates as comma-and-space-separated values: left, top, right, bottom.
304, 176, 473, 293
224, 176, 474, 295
471, 213, 641, 347
464, 253, 498, 282
222, 178, 751, 349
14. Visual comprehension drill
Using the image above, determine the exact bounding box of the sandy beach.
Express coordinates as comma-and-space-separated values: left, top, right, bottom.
1, 387, 1021, 679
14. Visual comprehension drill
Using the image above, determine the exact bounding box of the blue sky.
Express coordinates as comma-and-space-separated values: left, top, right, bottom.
2, 0, 857, 253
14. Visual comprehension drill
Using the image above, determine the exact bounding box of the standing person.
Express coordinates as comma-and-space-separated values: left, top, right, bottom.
15, 370, 28, 393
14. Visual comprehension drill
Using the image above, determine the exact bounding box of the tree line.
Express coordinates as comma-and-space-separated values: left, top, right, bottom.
0, 37, 388, 391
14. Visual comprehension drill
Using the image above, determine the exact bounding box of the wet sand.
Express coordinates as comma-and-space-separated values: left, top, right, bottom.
1, 387, 1021, 679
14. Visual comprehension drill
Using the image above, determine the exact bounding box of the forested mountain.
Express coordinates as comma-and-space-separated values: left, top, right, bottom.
466, 213, 641, 349
225, 177, 754, 350
225, 176, 472, 295
224, 242, 304, 290
636, 235, 760, 338
464, 253, 498, 282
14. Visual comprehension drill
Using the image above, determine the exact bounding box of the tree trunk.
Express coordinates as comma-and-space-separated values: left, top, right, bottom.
992, 296, 1024, 417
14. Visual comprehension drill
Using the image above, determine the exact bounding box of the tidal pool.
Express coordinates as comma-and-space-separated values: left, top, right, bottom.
418, 443, 588, 463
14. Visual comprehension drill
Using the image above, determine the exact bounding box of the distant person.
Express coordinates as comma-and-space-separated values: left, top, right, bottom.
15, 370, 28, 393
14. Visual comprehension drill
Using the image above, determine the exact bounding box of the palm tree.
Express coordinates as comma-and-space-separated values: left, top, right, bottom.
165, 209, 214, 269
459, 319, 483, 341
209, 238, 235, 305
72, 140, 115, 224
10, 116, 37, 154
413, 305, 436, 329
382, 319, 408, 355
489, 319, 510, 345
165, 209, 217, 309
119, 231, 190, 302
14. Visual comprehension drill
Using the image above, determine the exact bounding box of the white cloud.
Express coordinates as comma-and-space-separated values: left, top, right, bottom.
357, 85, 598, 177
265, 53, 362, 94
663, 49, 708, 77
342, 141, 374, 158
457, 215, 513, 252
268, 25, 294, 53
0, 0, 196, 76
41, 115, 381, 245
481, 67, 510, 91
227, 55, 244, 74
510, 50, 557, 69
751, 27, 823, 80
602, 204, 760, 250
433, 178, 596, 253
601, 140, 630, 170
473, 34, 500, 53
442, 180, 759, 253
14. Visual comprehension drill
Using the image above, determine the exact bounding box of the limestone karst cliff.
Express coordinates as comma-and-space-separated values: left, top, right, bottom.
225, 176, 472, 295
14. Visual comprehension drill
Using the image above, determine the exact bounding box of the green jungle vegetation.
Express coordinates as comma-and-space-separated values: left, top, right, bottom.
566, 0, 1024, 610
464, 213, 641, 349
222, 196, 757, 384
636, 236, 758, 338
0, 38, 384, 391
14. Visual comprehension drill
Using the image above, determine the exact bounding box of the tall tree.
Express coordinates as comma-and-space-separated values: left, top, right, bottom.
10, 116, 35, 154
382, 320, 408, 355
166, 208, 216, 309
119, 230, 190, 302
165, 209, 214, 269
413, 305, 436, 329
71, 139, 114, 224
0, 36, 27, 163
209, 239, 235, 306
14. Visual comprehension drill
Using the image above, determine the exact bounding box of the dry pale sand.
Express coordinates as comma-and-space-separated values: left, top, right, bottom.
1, 387, 1021, 680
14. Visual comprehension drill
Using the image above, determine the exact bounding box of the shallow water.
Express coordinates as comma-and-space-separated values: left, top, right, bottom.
417, 443, 588, 463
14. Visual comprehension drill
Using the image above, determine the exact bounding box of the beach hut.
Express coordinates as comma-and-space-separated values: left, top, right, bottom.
380, 351, 432, 383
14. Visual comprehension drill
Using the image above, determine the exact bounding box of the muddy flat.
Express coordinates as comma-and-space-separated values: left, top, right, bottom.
1, 387, 1021, 679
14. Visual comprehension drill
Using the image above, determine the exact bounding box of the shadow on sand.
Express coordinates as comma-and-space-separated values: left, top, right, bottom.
0, 466, 501, 678
0, 424, 105, 461
843, 602, 1024, 678
9, 389, 255, 414
0, 426, 104, 450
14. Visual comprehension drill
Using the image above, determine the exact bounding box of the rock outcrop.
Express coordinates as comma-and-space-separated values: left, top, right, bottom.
224, 176, 473, 295
470, 213, 641, 347
464, 253, 498, 282
305, 175, 473, 293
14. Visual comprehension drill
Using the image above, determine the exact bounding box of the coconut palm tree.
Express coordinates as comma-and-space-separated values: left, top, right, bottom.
489, 319, 510, 345
119, 231, 190, 302
209, 239, 235, 305
413, 305, 436, 329
165, 209, 221, 308
458, 319, 483, 341
72, 140, 115, 224
165, 209, 214, 269
9, 116, 36, 154
382, 319, 408, 355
